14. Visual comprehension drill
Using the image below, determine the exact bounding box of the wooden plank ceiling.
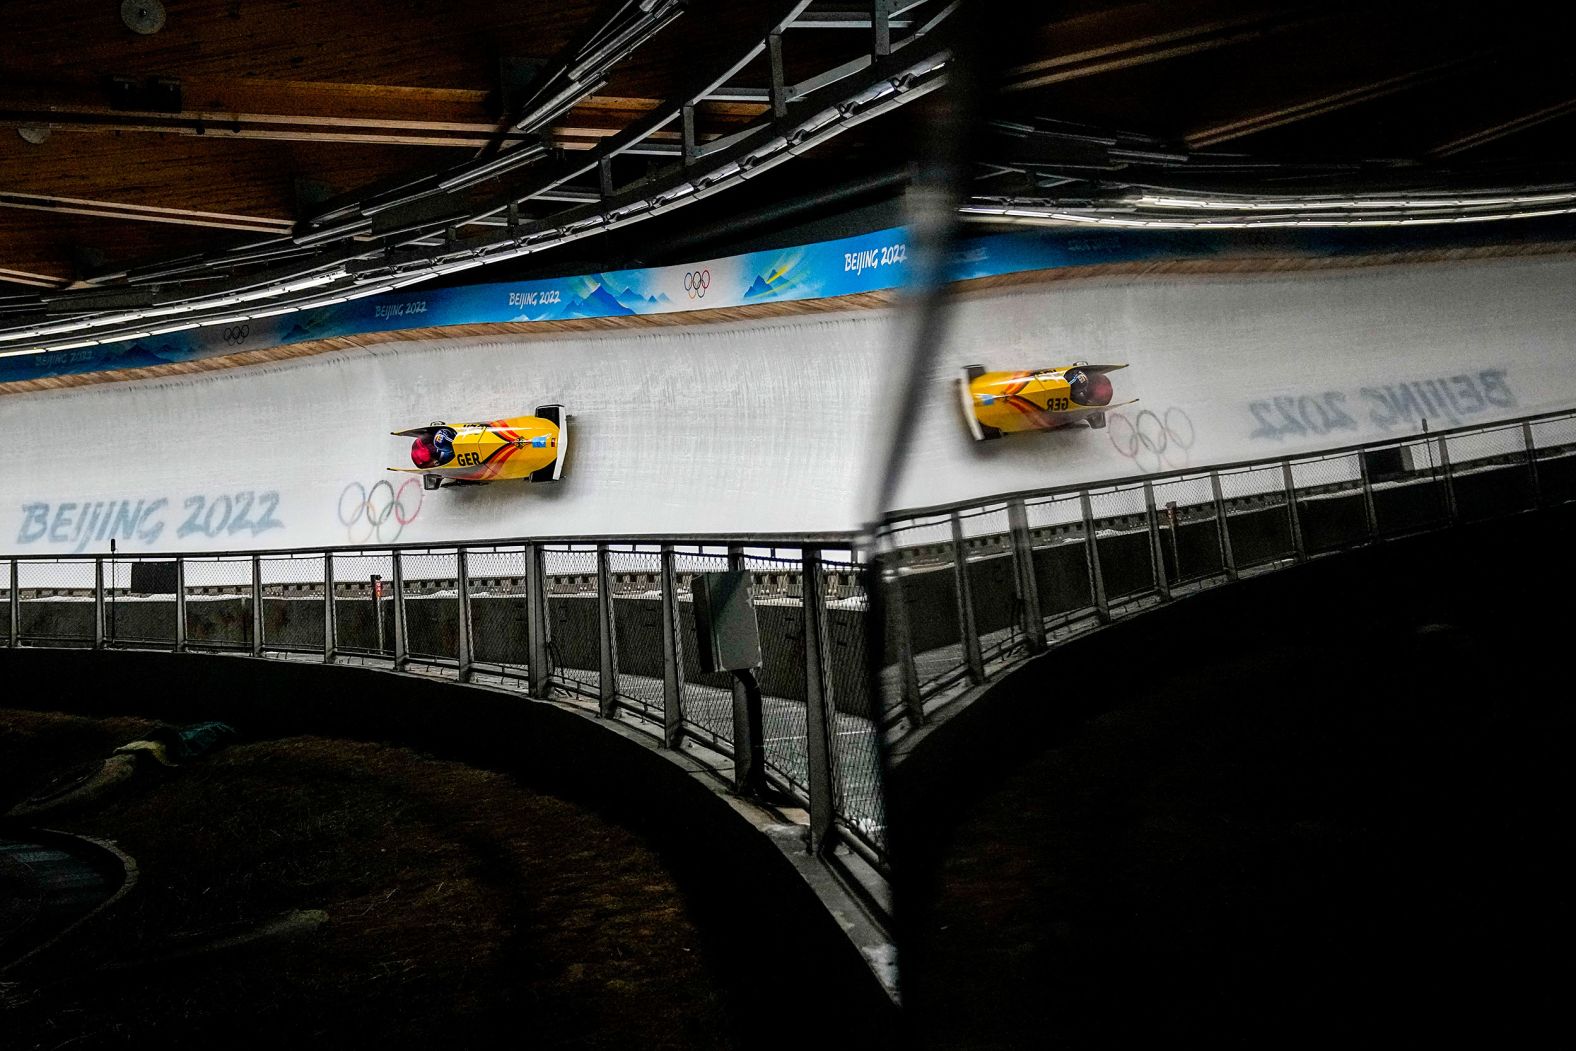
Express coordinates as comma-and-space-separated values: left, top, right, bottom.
3, 1, 1576, 292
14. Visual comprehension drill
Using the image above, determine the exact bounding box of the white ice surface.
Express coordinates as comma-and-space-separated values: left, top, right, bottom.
4, 254, 1575, 556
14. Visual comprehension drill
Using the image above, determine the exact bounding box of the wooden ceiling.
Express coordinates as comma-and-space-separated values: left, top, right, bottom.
3, 1, 1575, 293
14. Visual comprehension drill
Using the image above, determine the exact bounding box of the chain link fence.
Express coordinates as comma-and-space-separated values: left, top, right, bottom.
106, 556, 180, 648
606, 546, 666, 721
400, 549, 460, 670
546, 546, 600, 698
256, 553, 324, 654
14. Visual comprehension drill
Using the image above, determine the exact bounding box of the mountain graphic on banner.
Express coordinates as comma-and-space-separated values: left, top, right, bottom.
744, 274, 777, 298
557, 283, 634, 318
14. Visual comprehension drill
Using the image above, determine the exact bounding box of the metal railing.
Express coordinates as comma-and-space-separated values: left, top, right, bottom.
875, 408, 1576, 732
6, 407, 1574, 871
0, 536, 885, 866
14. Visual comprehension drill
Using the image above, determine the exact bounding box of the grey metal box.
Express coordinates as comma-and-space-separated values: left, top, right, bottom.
690, 570, 762, 673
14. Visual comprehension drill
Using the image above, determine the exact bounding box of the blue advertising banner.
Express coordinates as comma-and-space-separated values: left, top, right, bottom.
2, 219, 1565, 386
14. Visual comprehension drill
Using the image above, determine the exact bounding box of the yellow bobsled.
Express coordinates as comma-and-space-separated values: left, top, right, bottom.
389, 405, 567, 490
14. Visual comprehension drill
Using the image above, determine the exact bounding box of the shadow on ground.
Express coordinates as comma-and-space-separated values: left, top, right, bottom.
892, 504, 1576, 1048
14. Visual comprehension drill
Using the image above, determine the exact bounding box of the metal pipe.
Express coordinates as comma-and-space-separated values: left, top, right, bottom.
1142, 482, 1171, 601
1358, 450, 1380, 538
1438, 437, 1458, 523
949, 512, 985, 682
1006, 498, 1044, 653
1211, 472, 1238, 581
801, 547, 836, 855
1282, 461, 1306, 562
456, 549, 473, 682
597, 543, 618, 717
391, 551, 408, 669
1524, 419, 1543, 507
174, 557, 187, 651
659, 544, 685, 748
251, 555, 263, 655
323, 553, 336, 663
6, 559, 17, 648
93, 557, 105, 650
1080, 492, 1110, 623
526, 543, 550, 697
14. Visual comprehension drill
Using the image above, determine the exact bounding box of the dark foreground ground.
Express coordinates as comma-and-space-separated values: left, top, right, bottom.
0, 712, 734, 1049
895, 508, 1576, 1048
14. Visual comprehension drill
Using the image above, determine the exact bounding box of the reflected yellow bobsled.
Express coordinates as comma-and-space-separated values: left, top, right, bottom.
389, 405, 567, 490
959, 363, 1133, 441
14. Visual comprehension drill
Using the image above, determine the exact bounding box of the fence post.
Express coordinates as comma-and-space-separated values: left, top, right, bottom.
322, 554, 336, 663
1210, 472, 1238, 581
1438, 438, 1458, 523
391, 551, 408, 669
1142, 482, 1171, 601
597, 543, 618, 717
525, 543, 551, 698
801, 548, 837, 855
1282, 461, 1306, 562
949, 512, 986, 682
93, 558, 106, 650
174, 558, 187, 651
887, 556, 925, 727
1523, 420, 1542, 507
8, 559, 18, 648
1358, 451, 1379, 538
1079, 491, 1111, 623
1007, 499, 1045, 653
725, 545, 756, 771
659, 544, 685, 749
251, 555, 263, 656
456, 548, 473, 682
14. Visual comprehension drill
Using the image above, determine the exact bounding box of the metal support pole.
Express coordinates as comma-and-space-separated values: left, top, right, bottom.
767, 32, 788, 117
1079, 492, 1111, 623
680, 102, 698, 166
391, 551, 408, 669
1358, 451, 1379, 538
93, 558, 105, 649
597, 156, 614, 200
1006, 499, 1045, 653
1438, 438, 1458, 523
323, 554, 336, 663
251, 555, 263, 656
1142, 482, 1172, 601
1282, 461, 1306, 563
525, 543, 551, 697
725, 544, 752, 753
801, 548, 837, 855
659, 545, 686, 749
887, 559, 925, 726
949, 512, 986, 683
7, 560, 18, 648
174, 558, 187, 651
596, 544, 618, 717
1210, 472, 1238, 581
1523, 420, 1542, 507
456, 549, 473, 682
871, 0, 893, 57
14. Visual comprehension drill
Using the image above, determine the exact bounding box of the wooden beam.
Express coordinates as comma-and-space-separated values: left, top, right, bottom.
1185, 60, 1472, 149
1429, 96, 1576, 158
0, 192, 292, 234
1002, 1, 1325, 92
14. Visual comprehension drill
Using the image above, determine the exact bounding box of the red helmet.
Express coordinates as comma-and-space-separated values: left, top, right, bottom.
410, 436, 436, 467
1087, 371, 1114, 406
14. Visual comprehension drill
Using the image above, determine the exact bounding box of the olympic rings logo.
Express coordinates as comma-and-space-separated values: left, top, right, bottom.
1108, 407, 1196, 471
683, 268, 711, 299
337, 477, 424, 543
